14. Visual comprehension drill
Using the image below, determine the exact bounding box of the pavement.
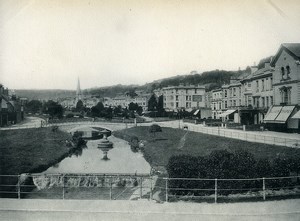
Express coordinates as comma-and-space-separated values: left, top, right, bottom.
0, 198, 300, 221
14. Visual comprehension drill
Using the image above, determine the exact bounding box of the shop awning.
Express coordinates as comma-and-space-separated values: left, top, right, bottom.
291, 110, 300, 119
264, 106, 282, 122
264, 106, 296, 123
275, 106, 295, 123
219, 109, 236, 117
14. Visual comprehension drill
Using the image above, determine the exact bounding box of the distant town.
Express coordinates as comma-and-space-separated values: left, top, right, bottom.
1, 43, 300, 133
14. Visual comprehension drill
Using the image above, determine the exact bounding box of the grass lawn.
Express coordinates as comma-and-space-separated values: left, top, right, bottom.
0, 127, 73, 175
114, 126, 300, 168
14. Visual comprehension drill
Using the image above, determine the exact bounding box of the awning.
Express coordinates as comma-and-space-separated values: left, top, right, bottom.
275, 106, 296, 123
264, 106, 296, 123
219, 109, 236, 117
264, 106, 282, 122
193, 109, 200, 115
291, 110, 300, 119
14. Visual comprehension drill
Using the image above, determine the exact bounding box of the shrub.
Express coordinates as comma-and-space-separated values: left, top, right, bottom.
166, 150, 299, 197
66, 113, 74, 118
149, 124, 162, 137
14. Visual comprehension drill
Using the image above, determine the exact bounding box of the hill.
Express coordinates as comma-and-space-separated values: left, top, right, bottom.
15, 69, 249, 100
15, 89, 75, 101
86, 69, 248, 97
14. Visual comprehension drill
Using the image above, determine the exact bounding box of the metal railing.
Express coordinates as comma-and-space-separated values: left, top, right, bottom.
0, 173, 153, 201
1, 174, 300, 203
158, 176, 300, 203
183, 123, 300, 148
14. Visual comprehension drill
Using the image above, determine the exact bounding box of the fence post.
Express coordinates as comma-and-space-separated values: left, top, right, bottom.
165, 178, 168, 202
149, 177, 153, 200
110, 177, 113, 200
17, 175, 21, 199
214, 178, 218, 203
263, 177, 266, 200
62, 175, 65, 200
285, 138, 287, 147
140, 177, 143, 199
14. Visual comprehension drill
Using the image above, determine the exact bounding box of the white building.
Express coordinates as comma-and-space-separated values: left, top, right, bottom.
162, 85, 206, 112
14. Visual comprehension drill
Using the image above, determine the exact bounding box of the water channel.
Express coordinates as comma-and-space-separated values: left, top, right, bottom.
44, 135, 151, 174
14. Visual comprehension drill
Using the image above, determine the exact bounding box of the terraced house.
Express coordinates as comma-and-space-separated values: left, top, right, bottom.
212, 43, 300, 132
264, 43, 300, 132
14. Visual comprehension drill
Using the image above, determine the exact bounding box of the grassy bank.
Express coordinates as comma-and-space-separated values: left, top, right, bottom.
0, 127, 73, 175
114, 126, 300, 168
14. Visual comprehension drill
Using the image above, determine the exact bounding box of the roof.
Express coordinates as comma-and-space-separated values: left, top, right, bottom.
271, 43, 300, 66
283, 43, 300, 57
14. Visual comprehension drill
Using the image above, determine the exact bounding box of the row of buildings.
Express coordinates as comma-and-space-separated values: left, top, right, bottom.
58, 43, 300, 132
59, 79, 151, 112
0, 84, 26, 127
209, 43, 300, 132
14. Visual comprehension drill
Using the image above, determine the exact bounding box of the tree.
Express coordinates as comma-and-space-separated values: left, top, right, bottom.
148, 94, 157, 111
136, 106, 143, 116
157, 95, 164, 112
75, 100, 84, 112
25, 100, 42, 113
129, 102, 138, 111
91, 102, 105, 117
113, 105, 122, 116
42, 100, 64, 119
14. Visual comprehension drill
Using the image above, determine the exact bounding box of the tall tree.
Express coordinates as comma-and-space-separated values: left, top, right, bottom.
75, 100, 84, 112
147, 94, 157, 111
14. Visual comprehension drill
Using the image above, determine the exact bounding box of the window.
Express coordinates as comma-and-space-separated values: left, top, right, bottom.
194, 89, 197, 94
233, 100, 236, 106
233, 88, 236, 96
280, 87, 291, 104
219, 102, 222, 110
270, 96, 273, 105
286, 65, 290, 77
176, 95, 179, 101
270, 78, 273, 89
186, 102, 189, 108
224, 101, 228, 108
281, 67, 285, 79
186, 96, 188, 100
186, 89, 188, 94
256, 81, 259, 92
266, 97, 269, 107
262, 97, 265, 107
262, 79, 264, 91
176, 102, 179, 107
224, 90, 227, 97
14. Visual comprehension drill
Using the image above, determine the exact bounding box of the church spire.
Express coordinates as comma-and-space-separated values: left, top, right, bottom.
76, 77, 82, 103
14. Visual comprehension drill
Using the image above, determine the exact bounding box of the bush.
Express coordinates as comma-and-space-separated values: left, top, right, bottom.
149, 124, 162, 137
66, 113, 74, 118
166, 150, 299, 196
129, 136, 139, 152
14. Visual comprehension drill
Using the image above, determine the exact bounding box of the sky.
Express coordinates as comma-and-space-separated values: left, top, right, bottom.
0, 0, 300, 90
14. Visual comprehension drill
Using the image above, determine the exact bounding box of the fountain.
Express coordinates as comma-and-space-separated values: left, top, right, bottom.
97, 129, 113, 160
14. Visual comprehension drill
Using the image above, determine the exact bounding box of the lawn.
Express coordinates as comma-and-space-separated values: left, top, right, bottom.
114, 126, 300, 168
0, 127, 73, 175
